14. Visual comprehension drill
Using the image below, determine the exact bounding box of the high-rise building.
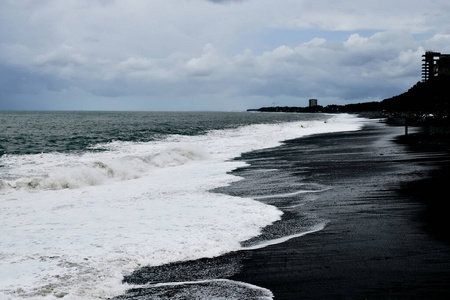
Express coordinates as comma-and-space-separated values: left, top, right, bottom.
422, 51, 450, 82
309, 99, 318, 107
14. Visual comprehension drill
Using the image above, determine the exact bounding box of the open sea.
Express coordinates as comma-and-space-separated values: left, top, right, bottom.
0, 111, 365, 299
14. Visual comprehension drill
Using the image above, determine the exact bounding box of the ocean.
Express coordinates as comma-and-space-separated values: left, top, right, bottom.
0, 111, 366, 299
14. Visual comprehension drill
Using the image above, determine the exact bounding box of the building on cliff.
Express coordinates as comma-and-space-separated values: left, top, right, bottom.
422, 51, 450, 82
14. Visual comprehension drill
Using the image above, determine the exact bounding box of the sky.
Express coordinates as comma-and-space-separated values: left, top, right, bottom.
1, 0, 450, 111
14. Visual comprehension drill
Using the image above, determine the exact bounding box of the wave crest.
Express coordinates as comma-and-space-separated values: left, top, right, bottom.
1, 143, 208, 191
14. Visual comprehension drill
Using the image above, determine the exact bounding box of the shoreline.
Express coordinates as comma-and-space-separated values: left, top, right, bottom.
229, 121, 450, 299
115, 120, 450, 299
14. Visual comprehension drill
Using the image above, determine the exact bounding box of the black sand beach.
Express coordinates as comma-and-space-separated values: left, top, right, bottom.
228, 120, 450, 299
118, 119, 450, 299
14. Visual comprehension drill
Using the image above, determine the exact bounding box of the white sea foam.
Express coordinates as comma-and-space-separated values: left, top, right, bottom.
0, 114, 366, 299
141, 279, 274, 299
252, 188, 331, 199
241, 223, 327, 251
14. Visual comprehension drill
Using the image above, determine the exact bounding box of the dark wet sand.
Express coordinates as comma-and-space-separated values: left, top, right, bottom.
230, 121, 450, 299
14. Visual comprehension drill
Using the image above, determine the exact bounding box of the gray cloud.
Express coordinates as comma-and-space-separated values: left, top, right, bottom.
206, 0, 245, 3
1, 0, 450, 111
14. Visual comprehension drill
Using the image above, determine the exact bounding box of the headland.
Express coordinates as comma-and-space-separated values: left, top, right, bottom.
252, 74, 450, 127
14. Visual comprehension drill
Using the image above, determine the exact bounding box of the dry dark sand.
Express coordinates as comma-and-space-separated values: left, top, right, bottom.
230, 121, 450, 299
118, 120, 450, 300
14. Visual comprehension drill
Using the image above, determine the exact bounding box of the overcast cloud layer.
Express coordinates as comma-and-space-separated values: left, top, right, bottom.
1, 0, 450, 111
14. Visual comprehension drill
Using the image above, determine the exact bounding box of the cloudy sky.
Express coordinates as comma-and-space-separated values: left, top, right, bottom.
1, 0, 450, 111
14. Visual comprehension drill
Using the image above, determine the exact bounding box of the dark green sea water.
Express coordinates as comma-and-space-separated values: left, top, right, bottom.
0, 111, 325, 156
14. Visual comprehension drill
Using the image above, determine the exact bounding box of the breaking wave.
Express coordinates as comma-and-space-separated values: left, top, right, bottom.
0, 143, 208, 191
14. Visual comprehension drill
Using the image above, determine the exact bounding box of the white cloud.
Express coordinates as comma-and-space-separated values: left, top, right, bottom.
344, 34, 368, 48
184, 44, 226, 78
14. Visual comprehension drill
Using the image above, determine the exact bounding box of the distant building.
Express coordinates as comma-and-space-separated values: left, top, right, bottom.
309, 99, 318, 107
422, 51, 450, 82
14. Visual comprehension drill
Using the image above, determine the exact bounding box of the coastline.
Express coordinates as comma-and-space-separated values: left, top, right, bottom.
229, 120, 450, 299
116, 118, 450, 299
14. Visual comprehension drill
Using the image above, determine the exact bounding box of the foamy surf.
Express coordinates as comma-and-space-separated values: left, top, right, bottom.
241, 223, 327, 251
252, 188, 331, 199
0, 113, 366, 299
122, 279, 274, 300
